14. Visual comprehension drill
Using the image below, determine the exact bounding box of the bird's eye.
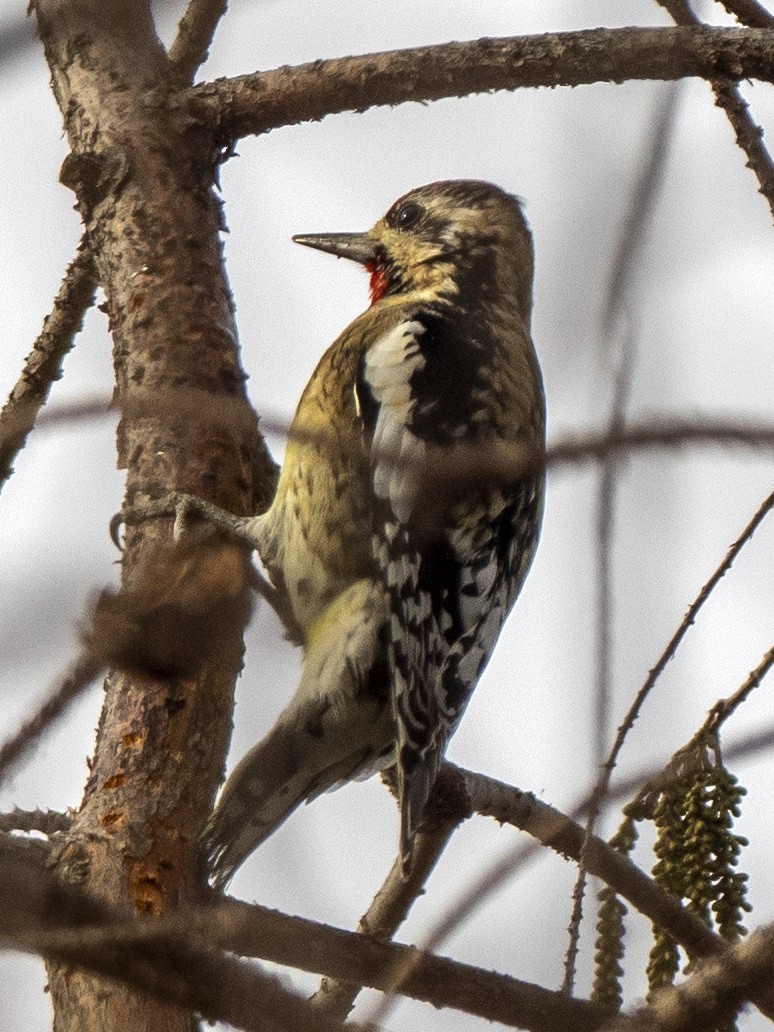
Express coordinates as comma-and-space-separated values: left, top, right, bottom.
387, 201, 424, 232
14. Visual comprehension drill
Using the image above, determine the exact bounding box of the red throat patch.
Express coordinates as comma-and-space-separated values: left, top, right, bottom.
366, 261, 389, 305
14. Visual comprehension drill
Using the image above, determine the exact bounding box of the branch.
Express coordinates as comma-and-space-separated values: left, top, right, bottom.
0, 237, 97, 493
658, 1, 774, 222
589, 482, 774, 826
0, 652, 101, 784
311, 783, 462, 1022
712, 78, 774, 222
703, 642, 774, 734
720, 0, 774, 27
448, 765, 722, 960
370, 764, 774, 1026
0, 808, 70, 835
30, 397, 774, 481
0, 850, 349, 1032
168, 0, 227, 83
208, 898, 612, 1032
630, 642, 774, 812
0, 833, 612, 1032
189, 27, 774, 141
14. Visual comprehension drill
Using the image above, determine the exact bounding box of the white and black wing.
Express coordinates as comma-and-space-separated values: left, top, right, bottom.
357, 312, 542, 865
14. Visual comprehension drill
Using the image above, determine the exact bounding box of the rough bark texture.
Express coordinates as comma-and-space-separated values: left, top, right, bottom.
32, 2, 274, 1029
190, 26, 774, 140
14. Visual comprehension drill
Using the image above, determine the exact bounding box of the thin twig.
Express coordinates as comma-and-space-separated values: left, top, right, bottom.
630, 643, 774, 812
704, 643, 774, 734
0, 652, 101, 784
24, 390, 774, 481
311, 797, 461, 1022
0, 238, 97, 493
167, 0, 227, 83
564, 82, 683, 996
719, 0, 774, 28
658, 0, 774, 221
0, 808, 70, 835
485, 469, 774, 895
368, 717, 774, 1028
578, 483, 774, 870
189, 27, 774, 142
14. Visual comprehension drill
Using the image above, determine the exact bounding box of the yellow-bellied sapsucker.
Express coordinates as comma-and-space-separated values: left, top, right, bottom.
148, 181, 545, 886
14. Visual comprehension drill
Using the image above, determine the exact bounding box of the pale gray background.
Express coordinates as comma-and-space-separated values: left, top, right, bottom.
2, 1, 774, 1029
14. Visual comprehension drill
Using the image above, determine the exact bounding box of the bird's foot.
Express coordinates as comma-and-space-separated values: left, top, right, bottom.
110, 493, 245, 550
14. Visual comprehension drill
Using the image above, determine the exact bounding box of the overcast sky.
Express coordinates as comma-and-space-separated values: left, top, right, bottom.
2, 2, 774, 1029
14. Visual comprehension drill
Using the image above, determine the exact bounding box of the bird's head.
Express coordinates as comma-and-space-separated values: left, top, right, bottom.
293, 180, 534, 321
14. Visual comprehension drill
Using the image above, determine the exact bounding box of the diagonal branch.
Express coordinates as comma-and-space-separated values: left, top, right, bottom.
712, 78, 774, 222
720, 0, 774, 27
449, 765, 722, 960
311, 780, 463, 1022
658, 1, 774, 222
0, 808, 70, 835
168, 0, 227, 83
189, 27, 774, 142
0, 651, 102, 785
368, 762, 774, 1027
569, 480, 774, 961
0, 236, 97, 493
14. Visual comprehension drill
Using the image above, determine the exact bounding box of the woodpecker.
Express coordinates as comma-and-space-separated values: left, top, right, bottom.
145, 181, 545, 886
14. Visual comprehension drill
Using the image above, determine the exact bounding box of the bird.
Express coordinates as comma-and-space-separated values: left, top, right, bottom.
178, 180, 546, 887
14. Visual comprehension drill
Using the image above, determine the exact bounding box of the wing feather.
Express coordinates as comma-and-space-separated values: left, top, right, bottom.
360, 316, 541, 868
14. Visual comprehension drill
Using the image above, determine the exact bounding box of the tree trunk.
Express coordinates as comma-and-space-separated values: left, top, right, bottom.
32, 2, 274, 1028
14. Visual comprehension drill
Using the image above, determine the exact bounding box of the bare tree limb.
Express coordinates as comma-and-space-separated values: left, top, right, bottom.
10, 897, 616, 1032
0, 846, 348, 1032
0, 831, 613, 1032
370, 759, 774, 1026
591, 481, 774, 823
658, 1, 774, 222
712, 79, 774, 221
209, 897, 613, 1032
719, 0, 774, 28
0, 808, 70, 835
33, 1, 275, 1028
0, 652, 101, 784
189, 27, 774, 142
703, 642, 774, 734
168, 0, 227, 83
0, 236, 97, 493
311, 779, 463, 1022
451, 765, 722, 960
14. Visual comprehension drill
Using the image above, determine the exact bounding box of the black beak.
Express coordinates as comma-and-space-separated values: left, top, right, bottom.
292, 232, 377, 265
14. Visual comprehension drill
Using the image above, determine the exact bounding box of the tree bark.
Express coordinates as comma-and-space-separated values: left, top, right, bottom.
32, 2, 274, 1028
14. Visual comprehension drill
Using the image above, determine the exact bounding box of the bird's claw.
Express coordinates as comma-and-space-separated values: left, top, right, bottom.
109, 493, 195, 551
